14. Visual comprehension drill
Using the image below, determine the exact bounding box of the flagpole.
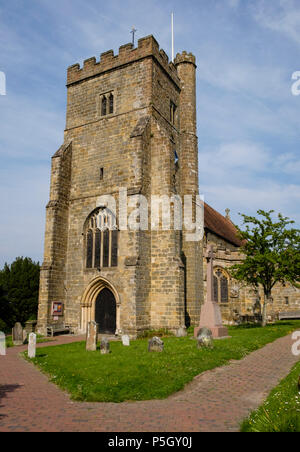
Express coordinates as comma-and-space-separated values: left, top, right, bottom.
171, 12, 174, 62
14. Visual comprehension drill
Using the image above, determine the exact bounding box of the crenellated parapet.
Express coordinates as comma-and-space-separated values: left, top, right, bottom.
67, 35, 180, 87
174, 51, 196, 67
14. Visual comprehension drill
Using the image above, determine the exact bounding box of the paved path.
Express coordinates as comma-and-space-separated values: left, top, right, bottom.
0, 333, 299, 432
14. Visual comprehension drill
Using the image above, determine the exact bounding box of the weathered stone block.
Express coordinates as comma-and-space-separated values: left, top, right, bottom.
148, 336, 164, 352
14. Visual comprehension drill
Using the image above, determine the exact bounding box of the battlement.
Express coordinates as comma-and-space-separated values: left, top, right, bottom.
174, 51, 196, 67
67, 35, 180, 87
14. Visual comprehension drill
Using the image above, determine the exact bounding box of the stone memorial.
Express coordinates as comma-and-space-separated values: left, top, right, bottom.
122, 335, 130, 346
12, 322, 24, 346
0, 331, 6, 356
175, 327, 187, 337
194, 245, 229, 339
28, 333, 37, 359
197, 327, 214, 349
23, 330, 28, 344
100, 337, 111, 354
148, 336, 164, 352
86, 321, 97, 351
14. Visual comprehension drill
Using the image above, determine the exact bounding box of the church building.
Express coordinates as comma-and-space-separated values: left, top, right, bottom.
37, 35, 203, 337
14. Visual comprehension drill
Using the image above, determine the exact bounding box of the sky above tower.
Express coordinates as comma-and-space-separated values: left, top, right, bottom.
0, 0, 299, 266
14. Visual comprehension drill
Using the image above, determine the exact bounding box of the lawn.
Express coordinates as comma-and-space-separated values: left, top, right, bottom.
241, 360, 300, 432
6, 334, 51, 348
24, 320, 300, 403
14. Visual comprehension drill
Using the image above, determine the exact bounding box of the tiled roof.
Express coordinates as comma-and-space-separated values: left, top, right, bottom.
204, 203, 242, 247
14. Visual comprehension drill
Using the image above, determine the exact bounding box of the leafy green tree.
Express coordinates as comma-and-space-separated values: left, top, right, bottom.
0, 257, 40, 330
230, 210, 300, 326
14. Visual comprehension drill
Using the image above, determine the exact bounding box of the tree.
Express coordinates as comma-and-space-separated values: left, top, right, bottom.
0, 257, 40, 330
230, 210, 300, 326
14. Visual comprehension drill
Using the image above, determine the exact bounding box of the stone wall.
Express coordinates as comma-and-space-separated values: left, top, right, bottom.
204, 230, 300, 323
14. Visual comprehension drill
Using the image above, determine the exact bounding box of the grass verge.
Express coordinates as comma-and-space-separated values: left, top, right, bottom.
241, 360, 300, 432
24, 320, 300, 403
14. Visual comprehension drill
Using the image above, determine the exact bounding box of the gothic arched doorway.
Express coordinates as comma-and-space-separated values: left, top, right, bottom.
80, 276, 120, 335
95, 288, 116, 334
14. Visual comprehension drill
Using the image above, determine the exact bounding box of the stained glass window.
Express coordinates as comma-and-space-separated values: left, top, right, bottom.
85, 208, 118, 269
86, 230, 93, 268
213, 268, 229, 303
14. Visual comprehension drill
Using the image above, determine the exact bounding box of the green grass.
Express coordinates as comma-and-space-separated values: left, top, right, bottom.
24, 320, 300, 403
6, 334, 50, 348
6, 336, 13, 348
241, 360, 300, 432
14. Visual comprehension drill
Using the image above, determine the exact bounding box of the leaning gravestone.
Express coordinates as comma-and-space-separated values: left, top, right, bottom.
100, 337, 111, 354
28, 333, 36, 359
197, 327, 214, 349
148, 336, 164, 352
86, 321, 97, 351
12, 322, 23, 346
0, 331, 6, 356
122, 335, 130, 346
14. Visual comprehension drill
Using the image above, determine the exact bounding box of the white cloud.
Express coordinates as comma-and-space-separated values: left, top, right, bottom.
254, 0, 300, 45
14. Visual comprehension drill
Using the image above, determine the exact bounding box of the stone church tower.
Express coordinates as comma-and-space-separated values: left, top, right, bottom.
37, 35, 203, 337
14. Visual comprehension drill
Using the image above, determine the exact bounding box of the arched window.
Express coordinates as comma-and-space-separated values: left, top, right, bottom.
213, 268, 229, 303
84, 208, 118, 269
101, 95, 107, 116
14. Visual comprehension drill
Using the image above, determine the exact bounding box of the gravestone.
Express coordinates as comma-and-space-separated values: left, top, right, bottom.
0, 331, 6, 356
86, 321, 97, 351
23, 330, 28, 344
197, 327, 214, 349
12, 322, 23, 346
175, 327, 187, 337
100, 337, 111, 354
25, 320, 37, 334
122, 335, 130, 346
28, 333, 37, 359
148, 336, 164, 352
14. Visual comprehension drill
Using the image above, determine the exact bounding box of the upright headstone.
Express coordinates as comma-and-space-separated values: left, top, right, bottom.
23, 330, 28, 344
194, 245, 229, 339
28, 333, 36, 359
0, 331, 6, 356
86, 321, 97, 351
12, 322, 24, 346
100, 337, 111, 354
121, 335, 130, 346
148, 336, 164, 352
175, 327, 187, 337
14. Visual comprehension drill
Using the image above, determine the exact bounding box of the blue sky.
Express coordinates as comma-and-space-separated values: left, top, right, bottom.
0, 0, 299, 267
